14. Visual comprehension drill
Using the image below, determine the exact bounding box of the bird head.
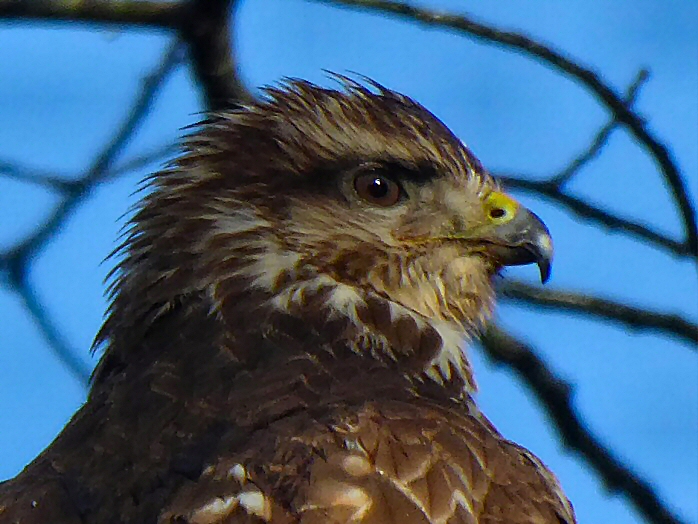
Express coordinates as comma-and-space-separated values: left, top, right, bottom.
107, 78, 552, 384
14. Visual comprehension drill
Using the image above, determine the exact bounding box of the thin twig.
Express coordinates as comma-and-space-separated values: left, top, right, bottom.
497, 174, 691, 259
480, 325, 687, 524
110, 142, 179, 178
5, 41, 184, 265
5, 263, 91, 385
0, 0, 184, 29
551, 70, 650, 187
0, 1, 250, 110
0, 41, 183, 384
314, 0, 697, 255
0, 159, 74, 192
499, 280, 698, 347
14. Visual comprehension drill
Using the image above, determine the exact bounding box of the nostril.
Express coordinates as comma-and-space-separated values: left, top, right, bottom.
490, 208, 506, 219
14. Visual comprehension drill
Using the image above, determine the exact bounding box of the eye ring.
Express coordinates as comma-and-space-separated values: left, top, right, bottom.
354, 171, 402, 207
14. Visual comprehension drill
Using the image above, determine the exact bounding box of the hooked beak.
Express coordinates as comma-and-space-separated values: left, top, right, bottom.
485, 206, 553, 283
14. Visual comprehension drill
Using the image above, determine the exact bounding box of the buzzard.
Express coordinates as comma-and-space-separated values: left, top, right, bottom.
0, 79, 574, 524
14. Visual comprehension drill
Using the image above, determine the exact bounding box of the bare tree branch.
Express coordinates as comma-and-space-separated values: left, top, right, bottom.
180, 0, 251, 111
313, 0, 698, 256
3, 260, 91, 385
551, 69, 649, 187
111, 142, 179, 178
0, 40, 183, 383
0, 0, 251, 112
0, 0, 184, 29
0, 0, 248, 383
480, 325, 687, 524
492, 70, 694, 261
6, 41, 183, 263
499, 280, 698, 347
0, 159, 73, 192
497, 174, 691, 258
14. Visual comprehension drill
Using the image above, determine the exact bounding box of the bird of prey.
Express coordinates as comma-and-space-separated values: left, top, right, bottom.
0, 79, 573, 524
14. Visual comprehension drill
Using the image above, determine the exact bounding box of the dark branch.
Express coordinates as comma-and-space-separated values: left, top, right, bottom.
0, 0, 184, 29
497, 174, 691, 259
4, 41, 183, 266
314, 0, 698, 255
179, 0, 251, 111
110, 142, 179, 178
496, 74, 677, 261
551, 69, 649, 187
0, 0, 250, 112
499, 280, 698, 347
480, 325, 687, 524
89, 42, 185, 182
4, 259, 91, 385
0, 41, 183, 384
0, 159, 73, 192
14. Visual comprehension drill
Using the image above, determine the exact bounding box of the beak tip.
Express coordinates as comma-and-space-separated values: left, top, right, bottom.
538, 259, 552, 284
534, 230, 553, 284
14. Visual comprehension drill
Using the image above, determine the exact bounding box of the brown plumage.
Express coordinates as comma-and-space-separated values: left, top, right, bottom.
0, 79, 572, 524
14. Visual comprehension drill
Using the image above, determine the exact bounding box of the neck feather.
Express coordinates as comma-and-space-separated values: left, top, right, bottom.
100, 202, 483, 392
213, 264, 478, 392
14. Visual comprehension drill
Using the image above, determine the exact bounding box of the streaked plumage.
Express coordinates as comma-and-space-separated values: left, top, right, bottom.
0, 79, 573, 523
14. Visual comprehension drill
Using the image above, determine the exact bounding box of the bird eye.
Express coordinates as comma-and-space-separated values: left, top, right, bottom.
354, 172, 401, 207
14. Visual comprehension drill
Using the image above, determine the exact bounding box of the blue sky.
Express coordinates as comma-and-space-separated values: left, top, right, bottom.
0, 1, 696, 523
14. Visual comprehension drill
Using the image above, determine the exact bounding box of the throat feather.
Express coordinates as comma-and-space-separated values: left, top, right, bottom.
263, 275, 475, 391
205, 222, 482, 391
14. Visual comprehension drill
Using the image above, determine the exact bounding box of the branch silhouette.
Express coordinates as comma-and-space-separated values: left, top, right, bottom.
550, 69, 649, 188
0, 0, 183, 28
480, 325, 686, 524
499, 280, 698, 347
497, 174, 690, 258
0, 40, 185, 386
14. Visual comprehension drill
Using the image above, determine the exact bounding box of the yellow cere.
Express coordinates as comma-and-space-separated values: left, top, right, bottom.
484, 192, 520, 225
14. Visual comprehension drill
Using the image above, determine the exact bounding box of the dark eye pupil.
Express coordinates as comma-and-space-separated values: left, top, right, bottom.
369, 178, 389, 198
354, 171, 401, 207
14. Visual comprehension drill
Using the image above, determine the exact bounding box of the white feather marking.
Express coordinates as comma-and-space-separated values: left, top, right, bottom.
380, 477, 431, 521
228, 463, 247, 483
325, 283, 364, 322
381, 465, 477, 523
249, 249, 302, 292
302, 480, 372, 520
210, 207, 303, 296
189, 496, 238, 524
337, 486, 372, 520
238, 489, 272, 520
388, 300, 408, 322
270, 275, 367, 323
318, 483, 372, 520
426, 321, 468, 384
450, 488, 476, 519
